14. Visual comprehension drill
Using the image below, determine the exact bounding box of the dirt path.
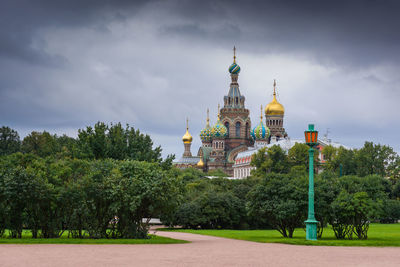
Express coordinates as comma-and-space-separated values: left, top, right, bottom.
0, 230, 399, 266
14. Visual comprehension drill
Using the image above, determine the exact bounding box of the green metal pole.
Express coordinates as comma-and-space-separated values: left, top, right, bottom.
305, 147, 318, 240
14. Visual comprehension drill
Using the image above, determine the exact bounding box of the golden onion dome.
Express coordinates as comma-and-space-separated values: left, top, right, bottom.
265, 80, 284, 116
182, 118, 193, 144
197, 158, 205, 168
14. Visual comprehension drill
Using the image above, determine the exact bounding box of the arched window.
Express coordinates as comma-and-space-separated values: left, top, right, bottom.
235, 97, 238, 105
224, 122, 230, 137
245, 122, 249, 138
236, 122, 241, 137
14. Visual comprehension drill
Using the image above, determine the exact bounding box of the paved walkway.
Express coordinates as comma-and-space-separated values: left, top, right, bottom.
0, 230, 399, 266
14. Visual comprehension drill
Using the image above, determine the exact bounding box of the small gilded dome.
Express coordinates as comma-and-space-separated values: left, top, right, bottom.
229, 63, 241, 74
197, 158, 205, 168
182, 129, 192, 143
265, 80, 284, 116
182, 118, 193, 143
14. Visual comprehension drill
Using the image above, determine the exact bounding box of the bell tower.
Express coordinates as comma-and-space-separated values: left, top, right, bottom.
265, 80, 287, 139
220, 47, 253, 151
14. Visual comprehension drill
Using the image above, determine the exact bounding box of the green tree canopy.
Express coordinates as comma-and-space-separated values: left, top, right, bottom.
21, 131, 59, 157
0, 126, 21, 155
251, 145, 290, 176
247, 173, 307, 238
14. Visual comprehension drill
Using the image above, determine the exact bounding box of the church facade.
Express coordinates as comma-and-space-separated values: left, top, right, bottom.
174, 48, 288, 176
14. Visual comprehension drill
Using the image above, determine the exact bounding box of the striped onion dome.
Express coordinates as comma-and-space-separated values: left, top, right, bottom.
200, 109, 212, 142
251, 105, 270, 141
229, 63, 241, 74
251, 121, 270, 141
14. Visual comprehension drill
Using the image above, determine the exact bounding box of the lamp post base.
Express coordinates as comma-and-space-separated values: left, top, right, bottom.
305, 219, 318, 241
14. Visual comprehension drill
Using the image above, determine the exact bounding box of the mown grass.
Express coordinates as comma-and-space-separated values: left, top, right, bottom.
161, 223, 400, 247
0, 230, 187, 244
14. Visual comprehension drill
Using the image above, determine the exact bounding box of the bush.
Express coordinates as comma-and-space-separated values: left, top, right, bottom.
247, 173, 307, 238
0, 155, 182, 239
380, 200, 400, 223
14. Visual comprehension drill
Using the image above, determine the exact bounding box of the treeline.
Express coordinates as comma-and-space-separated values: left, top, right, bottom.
163, 143, 400, 240
0, 123, 179, 239
0, 123, 174, 167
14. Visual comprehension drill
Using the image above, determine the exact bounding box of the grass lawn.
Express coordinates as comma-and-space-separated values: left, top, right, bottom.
0, 230, 187, 244
161, 223, 400, 247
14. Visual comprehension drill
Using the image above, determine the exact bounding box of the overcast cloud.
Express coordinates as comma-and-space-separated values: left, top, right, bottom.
0, 0, 399, 156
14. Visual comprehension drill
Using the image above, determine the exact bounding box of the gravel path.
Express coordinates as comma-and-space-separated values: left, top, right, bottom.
0, 230, 399, 267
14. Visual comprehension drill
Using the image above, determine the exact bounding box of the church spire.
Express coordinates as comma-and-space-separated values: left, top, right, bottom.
182, 117, 193, 157
233, 46, 236, 64
260, 105, 263, 122
225, 46, 244, 108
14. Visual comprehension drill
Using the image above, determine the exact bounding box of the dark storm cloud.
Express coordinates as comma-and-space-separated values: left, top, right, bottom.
0, 0, 399, 155
2, 0, 399, 67
0, 0, 149, 65
159, 0, 400, 67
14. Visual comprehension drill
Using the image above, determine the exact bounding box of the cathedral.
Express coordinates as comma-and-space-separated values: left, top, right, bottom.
174, 47, 288, 176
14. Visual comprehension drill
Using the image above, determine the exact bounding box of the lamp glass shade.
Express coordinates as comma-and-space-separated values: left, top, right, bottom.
305, 124, 318, 146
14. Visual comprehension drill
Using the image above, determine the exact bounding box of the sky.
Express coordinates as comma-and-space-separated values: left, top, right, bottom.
1, 0, 399, 157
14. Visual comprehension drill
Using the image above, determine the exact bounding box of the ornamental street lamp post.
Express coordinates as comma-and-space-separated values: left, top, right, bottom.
304, 124, 318, 241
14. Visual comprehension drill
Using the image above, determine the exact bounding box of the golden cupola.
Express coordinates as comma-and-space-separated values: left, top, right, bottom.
265, 79, 284, 116
197, 158, 205, 168
182, 118, 193, 144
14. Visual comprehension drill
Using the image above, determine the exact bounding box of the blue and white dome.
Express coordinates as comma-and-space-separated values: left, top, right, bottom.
229, 63, 241, 74
200, 124, 212, 142
251, 121, 270, 141
252, 105, 270, 141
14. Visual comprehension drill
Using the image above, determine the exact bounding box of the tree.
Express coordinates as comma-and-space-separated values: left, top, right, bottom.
288, 143, 309, 168
355, 142, 399, 178
80, 159, 116, 238
314, 174, 339, 238
288, 143, 319, 171
21, 131, 59, 157
321, 145, 337, 162
76, 122, 173, 168
0, 166, 32, 238
380, 199, 400, 223
113, 160, 183, 238
250, 147, 269, 176
251, 145, 290, 176
329, 147, 357, 175
55, 135, 79, 158
0, 126, 21, 155
247, 173, 307, 238
77, 122, 108, 159
107, 123, 128, 160
330, 175, 386, 239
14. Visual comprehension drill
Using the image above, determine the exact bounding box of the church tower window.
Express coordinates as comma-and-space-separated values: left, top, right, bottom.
225, 122, 230, 137
236, 122, 241, 137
